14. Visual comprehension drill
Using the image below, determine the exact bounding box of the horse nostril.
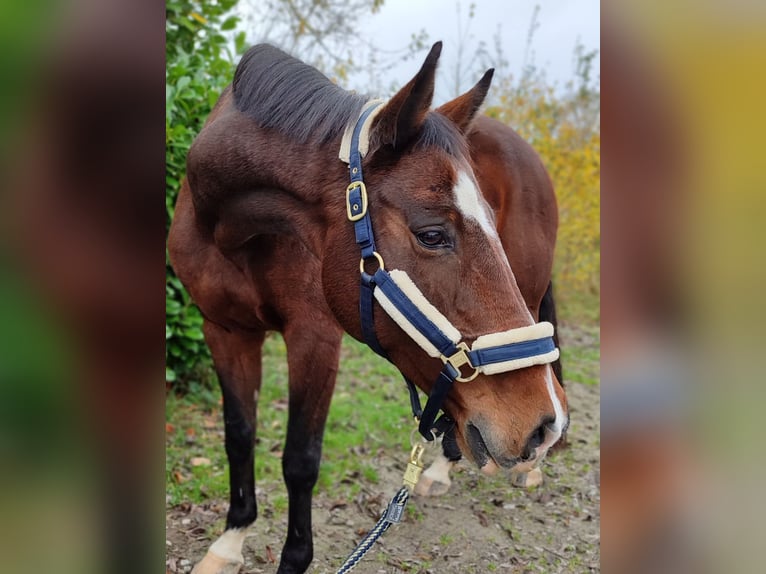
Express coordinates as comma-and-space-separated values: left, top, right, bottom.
522, 422, 548, 461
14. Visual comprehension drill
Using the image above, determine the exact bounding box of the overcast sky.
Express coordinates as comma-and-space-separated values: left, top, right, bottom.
345, 0, 600, 102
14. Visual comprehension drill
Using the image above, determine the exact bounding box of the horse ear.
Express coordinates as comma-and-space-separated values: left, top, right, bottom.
436, 68, 494, 133
371, 42, 442, 149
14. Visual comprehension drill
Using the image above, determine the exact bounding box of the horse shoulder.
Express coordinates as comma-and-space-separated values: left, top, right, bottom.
186, 99, 328, 250
171, 103, 331, 331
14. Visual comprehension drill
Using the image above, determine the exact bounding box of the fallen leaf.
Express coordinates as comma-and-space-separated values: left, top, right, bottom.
191, 457, 211, 467
474, 509, 489, 527
165, 423, 175, 434
266, 545, 276, 564
329, 500, 348, 511
271, 398, 288, 411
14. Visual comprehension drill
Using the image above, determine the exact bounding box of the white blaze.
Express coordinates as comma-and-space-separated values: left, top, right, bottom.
540, 365, 566, 453
453, 171, 499, 239
452, 169, 535, 323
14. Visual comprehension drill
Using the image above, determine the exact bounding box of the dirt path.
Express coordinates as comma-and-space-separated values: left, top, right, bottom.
166, 329, 600, 573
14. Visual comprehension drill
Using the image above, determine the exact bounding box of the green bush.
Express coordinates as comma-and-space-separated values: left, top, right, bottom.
165, 1, 244, 386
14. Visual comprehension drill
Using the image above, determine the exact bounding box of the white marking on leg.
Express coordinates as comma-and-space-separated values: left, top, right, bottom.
415, 450, 456, 496
208, 528, 247, 563
511, 467, 544, 488
423, 451, 455, 485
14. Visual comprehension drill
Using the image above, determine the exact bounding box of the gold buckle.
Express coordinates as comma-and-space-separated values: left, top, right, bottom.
346, 181, 368, 221
442, 342, 480, 382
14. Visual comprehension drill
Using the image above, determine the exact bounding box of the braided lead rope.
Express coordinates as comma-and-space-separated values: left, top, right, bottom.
335, 486, 411, 574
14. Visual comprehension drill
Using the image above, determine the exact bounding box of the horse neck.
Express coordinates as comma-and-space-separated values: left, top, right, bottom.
259, 131, 347, 204
192, 119, 351, 260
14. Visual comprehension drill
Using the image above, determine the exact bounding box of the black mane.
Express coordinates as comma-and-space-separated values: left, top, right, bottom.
233, 44, 366, 143
232, 44, 467, 157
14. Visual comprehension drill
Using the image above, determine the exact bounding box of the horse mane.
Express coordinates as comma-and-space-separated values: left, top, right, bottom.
233, 43, 467, 157
417, 111, 468, 158
233, 44, 367, 143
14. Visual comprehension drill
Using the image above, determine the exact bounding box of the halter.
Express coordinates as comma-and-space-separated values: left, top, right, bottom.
340, 102, 559, 440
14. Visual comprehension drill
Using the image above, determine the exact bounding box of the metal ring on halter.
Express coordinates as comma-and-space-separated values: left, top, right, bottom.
359, 251, 385, 275
410, 426, 437, 447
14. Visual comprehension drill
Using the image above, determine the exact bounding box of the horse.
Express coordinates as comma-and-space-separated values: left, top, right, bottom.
168, 42, 568, 574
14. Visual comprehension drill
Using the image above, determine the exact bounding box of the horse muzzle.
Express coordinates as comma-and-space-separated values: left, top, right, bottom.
465, 421, 519, 475
464, 415, 567, 475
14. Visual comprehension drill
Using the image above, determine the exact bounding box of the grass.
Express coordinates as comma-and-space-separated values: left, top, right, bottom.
166, 333, 415, 505
559, 327, 600, 387
166, 308, 600, 507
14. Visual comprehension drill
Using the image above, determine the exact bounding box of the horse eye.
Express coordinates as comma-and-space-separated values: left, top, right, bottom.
416, 229, 451, 249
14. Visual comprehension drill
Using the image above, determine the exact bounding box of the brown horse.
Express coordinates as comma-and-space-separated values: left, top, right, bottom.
168, 42, 568, 574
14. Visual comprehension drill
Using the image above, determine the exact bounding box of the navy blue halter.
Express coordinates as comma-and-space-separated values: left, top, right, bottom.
344, 103, 557, 440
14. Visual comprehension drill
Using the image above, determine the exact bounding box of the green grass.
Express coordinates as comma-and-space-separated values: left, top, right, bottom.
559, 337, 599, 386
557, 289, 600, 325
166, 308, 599, 506
166, 333, 415, 505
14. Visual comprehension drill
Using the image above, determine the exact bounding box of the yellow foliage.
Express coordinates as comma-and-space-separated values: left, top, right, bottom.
486, 77, 600, 316
189, 12, 207, 25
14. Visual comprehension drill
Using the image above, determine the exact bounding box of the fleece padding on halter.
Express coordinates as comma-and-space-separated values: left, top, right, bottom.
470, 322, 560, 375
373, 269, 461, 358
338, 99, 387, 163
372, 267, 559, 373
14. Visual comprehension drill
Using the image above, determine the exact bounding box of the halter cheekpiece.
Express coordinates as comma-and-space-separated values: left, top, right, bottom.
340, 102, 560, 440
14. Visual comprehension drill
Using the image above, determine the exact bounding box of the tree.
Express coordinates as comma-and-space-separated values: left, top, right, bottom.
486, 41, 600, 316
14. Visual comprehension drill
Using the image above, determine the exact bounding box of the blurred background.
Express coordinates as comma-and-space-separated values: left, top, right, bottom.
1, 0, 765, 572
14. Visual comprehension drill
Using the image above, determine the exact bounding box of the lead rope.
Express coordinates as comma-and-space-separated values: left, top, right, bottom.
335, 443, 426, 573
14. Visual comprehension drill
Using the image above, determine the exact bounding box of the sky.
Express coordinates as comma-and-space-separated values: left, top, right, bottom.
345, 0, 600, 102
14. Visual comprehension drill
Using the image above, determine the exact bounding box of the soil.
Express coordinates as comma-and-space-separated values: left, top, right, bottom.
166, 333, 600, 573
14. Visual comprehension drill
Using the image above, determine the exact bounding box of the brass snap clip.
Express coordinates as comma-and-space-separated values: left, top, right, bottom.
442, 342, 480, 382
402, 443, 426, 491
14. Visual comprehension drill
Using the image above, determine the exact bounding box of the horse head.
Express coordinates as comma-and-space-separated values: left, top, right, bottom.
323, 43, 568, 476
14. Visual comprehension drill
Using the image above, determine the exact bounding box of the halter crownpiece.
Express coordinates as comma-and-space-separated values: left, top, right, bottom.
340, 102, 559, 439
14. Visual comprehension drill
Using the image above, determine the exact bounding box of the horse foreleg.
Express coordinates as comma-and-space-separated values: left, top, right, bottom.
414, 428, 544, 496
415, 452, 544, 495
277, 323, 343, 574
510, 467, 544, 487
414, 451, 456, 496
192, 322, 264, 574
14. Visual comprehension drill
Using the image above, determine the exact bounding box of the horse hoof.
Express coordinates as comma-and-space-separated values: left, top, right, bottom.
190, 551, 244, 574
510, 467, 544, 488
414, 474, 452, 497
